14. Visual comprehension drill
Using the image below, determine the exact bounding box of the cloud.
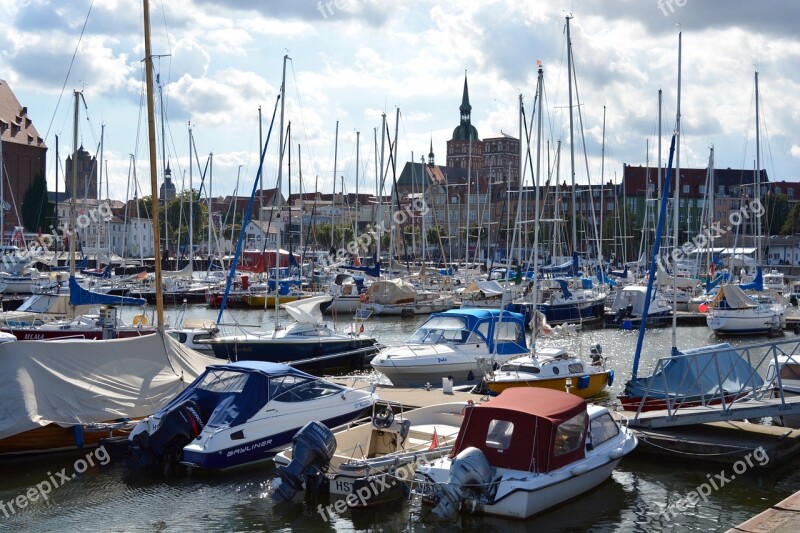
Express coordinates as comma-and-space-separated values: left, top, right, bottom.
791, 145, 800, 159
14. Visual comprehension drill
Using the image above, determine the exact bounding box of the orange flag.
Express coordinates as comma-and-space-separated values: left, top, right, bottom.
428, 428, 439, 451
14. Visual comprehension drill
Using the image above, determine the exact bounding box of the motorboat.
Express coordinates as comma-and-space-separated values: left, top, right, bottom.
413, 388, 637, 520
357, 278, 456, 318
765, 354, 800, 427
370, 309, 528, 387
271, 401, 468, 505
534, 278, 606, 325
208, 295, 380, 374
618, 343, 764, 412
127, 360, 378, 472
604, 285, 672, 329
485, 345, 613, 399
324, 273, 366, 315
706, 284, 785, 335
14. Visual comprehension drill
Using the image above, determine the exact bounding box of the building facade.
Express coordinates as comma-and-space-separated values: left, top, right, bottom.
64, 145, 98, 200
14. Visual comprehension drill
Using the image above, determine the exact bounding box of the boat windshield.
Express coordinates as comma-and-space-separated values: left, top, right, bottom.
407, 316, 478, 344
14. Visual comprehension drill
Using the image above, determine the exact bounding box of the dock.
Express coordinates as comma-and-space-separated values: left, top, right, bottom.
728, 490, 800, 532
329, 376, 482, 408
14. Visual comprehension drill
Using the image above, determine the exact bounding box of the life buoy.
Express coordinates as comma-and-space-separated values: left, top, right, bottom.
133, 314, 148, 326
360, 293, 368, 303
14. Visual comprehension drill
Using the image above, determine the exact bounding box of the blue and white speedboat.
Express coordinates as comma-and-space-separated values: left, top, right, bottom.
370, 309, 528, 387
127, 361, 377, 471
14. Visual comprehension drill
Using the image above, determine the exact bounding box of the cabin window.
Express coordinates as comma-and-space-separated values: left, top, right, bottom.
568, 363, 583, 374
494, 321, 523, 343
589, 413, 619, 447
554, 411, 587, 456
197, 369, 249, 394
485, 419, 514, 450
167, 331, 188, 343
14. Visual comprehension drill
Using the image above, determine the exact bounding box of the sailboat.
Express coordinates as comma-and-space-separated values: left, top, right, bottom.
0, 1, 219, 456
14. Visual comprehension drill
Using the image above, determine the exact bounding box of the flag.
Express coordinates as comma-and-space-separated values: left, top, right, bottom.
428, 428, 439, 451
359, 323, 364, 335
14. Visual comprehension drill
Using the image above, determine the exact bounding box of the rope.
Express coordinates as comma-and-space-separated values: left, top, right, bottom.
634, 429, 759, 457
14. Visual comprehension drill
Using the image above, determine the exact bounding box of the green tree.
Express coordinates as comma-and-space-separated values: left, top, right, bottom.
21, 174, 55, 232
782, 202, 800, 235
763, 192, 789, 235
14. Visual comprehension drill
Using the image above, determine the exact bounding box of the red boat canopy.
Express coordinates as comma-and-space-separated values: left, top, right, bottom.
239, 249, 300, 273
451, 388, 588, 473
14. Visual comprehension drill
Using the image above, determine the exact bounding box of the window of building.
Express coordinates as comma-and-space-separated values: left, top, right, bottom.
699, 185, 706, 194
682, 184, 690, 194
790, 189, 795, 198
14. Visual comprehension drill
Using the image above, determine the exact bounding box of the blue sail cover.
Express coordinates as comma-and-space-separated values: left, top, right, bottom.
540, 252, 579, 277
52, 256, 89, 272
624, 343, 763, 400
596, 266, 617, 287
739, 266, 763, 291
69, 276, 146, 307
81, 262, 113, 278
705, 272, 731, 293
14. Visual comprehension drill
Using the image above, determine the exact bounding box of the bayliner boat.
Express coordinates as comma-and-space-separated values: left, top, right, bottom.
485, 345, 613, 399
272, 401, 467, 505
208, 295, 380, 373
370, 309, 528, 387
127, 361, 378, 472
413, 388, 637, 520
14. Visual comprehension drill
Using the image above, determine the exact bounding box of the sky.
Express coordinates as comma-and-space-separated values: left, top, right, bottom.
1, 0, 799, 203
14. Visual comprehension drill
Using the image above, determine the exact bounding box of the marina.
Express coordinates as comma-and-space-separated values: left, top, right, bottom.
1, 1, 799, 531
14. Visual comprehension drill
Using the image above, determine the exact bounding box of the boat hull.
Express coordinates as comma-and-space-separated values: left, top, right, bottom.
604, 310, 671, 329
209, 338, 380, 373
706, 308, 784, 335
0, 422, 131, 456
487, 372, 610, 399
2, 327, 156, 341
537, 299, 605, 325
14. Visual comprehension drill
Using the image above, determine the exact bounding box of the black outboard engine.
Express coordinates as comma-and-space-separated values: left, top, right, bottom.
272, 421, 337, 502
128, 400, 204, 473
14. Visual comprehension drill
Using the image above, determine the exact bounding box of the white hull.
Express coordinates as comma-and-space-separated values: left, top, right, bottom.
706, 306, 784, 334
325, 296, 362, 314
361, 299, 456, 317
372, 344, 508, 387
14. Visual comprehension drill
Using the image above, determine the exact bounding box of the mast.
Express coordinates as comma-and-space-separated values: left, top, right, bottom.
143, 0, 165, 330
70, 90, 79, 277
333, 120, 339, 249
599, 105, 606, 268
275, 54, 288, 327
54, 135, 59, 248
298, 143, 304, 273
658, 89, 662, 204
258, 105, 263, 221
531, 64, 544, 353
98, 123, 104, 260
755, 70, 762, 266
671, 30, 682, 350
188, 122, 193, 271
566, 15, 577, 255
377, 115, 386, 267
355, 130, 359, 246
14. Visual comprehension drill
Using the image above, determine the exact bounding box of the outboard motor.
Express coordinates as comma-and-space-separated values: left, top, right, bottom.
590, 343, 604, 366
272, 421, 337, 502
432, 447, 493, 520
128, 400, 204, 473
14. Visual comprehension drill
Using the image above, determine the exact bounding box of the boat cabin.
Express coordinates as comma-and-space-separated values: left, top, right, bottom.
450, 388, 590, 473
408, 309, 527, 355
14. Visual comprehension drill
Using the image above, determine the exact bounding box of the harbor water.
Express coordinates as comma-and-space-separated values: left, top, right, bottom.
2, 304, 799, 532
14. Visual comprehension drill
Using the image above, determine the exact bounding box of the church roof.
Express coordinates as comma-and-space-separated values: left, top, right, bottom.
0, 80, 46, 149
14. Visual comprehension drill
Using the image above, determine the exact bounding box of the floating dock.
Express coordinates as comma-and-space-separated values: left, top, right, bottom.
728, 490, 800, 532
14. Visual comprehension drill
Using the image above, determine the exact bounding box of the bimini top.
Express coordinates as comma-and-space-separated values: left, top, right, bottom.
421, 309, 527, 355
451, 388, 588, 474
435, 308, 524, 323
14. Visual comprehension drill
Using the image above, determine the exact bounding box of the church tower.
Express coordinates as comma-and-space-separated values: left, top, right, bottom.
446, 73, 483, 172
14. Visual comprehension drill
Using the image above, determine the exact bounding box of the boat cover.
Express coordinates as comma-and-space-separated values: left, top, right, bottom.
69, 276, 147, 307
711, 284, 757, 310
738, 266, 763, 291
281, 294, 332, 324
656, 263, 701, 290
462, 280, 505, 297
0, 332, 218, 440
366, 278, 417, 304
451, 388, 586, 473
623, 342, 764, 401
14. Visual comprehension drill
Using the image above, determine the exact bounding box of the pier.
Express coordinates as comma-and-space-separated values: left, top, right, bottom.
728, 491, 800, 532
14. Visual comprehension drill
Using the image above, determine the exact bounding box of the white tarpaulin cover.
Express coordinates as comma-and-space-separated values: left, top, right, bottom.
657, 263, 701, 290
281, 294, 332, 324
0, 332, 218, 440
462, 280, 505, 297
366, 278, 417, 304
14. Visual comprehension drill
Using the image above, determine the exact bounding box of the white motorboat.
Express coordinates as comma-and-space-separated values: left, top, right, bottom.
604, 285, 673, 329
706, 284, 785, 335
414, 387, 637, 520
370, 308, 529, 387
128, 360, 378, 472
272, 401, 468, 505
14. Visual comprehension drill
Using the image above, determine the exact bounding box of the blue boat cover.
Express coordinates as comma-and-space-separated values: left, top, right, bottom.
68, 276, 146, 307
427, 308, 527, 355
596, 266, 617, 287
624, 343, 764, 401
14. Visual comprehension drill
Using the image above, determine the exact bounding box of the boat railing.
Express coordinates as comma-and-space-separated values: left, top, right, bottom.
632, 337, 800, 421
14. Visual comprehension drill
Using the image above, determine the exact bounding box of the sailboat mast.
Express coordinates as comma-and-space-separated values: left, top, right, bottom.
355, 130, 359, 246
377, 115, 386, 267
70, 90, 79, 277
333, 120, 338, 249
143, 0, 165, 329
98, 123, 104, 261
671, 30, 682, 349
755, 70, 762, 266
531, 64, 544, 352
275, 54, 287, 325
188, 123, 193, 270
599, 105, 606, 267
566, 15, 577, 255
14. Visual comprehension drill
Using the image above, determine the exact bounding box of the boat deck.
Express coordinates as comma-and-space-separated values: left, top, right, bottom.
329, 376, 482, 409
728, 490, 800, 532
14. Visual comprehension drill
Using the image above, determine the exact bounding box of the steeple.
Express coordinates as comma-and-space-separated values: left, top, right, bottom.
428, 137, 435, 167
459, 72, 471, 125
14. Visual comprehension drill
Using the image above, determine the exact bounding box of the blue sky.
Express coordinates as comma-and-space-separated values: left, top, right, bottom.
1, 0, 798, 202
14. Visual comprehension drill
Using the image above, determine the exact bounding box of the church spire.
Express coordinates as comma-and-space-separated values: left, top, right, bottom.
428, 137, 435, 167
459, 72, 471, 125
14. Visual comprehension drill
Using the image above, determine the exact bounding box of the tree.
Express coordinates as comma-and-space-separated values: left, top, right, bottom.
21, 173, 55, 232
763, 192, 789, 235
782, 202, 800, 235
